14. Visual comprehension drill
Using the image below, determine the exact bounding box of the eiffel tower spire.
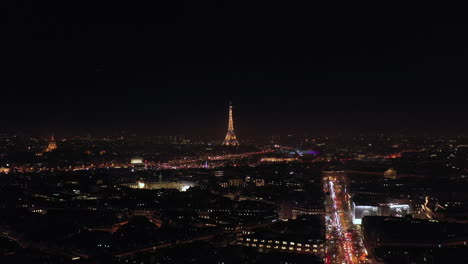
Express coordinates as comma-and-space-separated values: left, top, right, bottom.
222, 102, 239, 146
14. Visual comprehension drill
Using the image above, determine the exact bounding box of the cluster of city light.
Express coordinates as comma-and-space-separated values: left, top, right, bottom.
160, 151, 273, 169
260, 157, 298, 162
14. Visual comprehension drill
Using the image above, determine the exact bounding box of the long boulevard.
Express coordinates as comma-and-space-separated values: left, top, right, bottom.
326, 172, 367, 264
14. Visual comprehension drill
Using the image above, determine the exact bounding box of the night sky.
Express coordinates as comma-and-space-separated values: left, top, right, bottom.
4, 2, 468, 137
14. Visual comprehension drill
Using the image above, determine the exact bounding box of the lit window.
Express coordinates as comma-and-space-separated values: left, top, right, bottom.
290, 242, 295, 245
297, 248, 301, 251
283, 241, 287, 245
281, 246, 286, 250
246, 238, 251, 241
289, 247, 294, 250
313, 245, 317, 248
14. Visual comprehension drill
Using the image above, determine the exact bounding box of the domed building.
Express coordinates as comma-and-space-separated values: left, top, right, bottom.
384, 168, 398, 179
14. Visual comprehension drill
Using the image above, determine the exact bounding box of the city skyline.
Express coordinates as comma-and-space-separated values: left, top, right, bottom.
3, 2, 468, 263
1, 95, 468, 137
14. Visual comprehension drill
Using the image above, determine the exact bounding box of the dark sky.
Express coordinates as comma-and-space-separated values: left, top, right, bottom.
3, 2, 468, 137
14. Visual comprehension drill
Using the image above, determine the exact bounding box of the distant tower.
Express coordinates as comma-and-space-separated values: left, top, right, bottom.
222, 102, 239, 146
44, 135, 58, 152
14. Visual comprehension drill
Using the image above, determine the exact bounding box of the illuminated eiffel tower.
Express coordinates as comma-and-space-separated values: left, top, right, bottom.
44, 135, 58, 152
222, 102, 239, 146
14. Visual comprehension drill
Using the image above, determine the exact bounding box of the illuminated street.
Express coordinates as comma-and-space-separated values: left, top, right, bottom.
326, 173, 367, 264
